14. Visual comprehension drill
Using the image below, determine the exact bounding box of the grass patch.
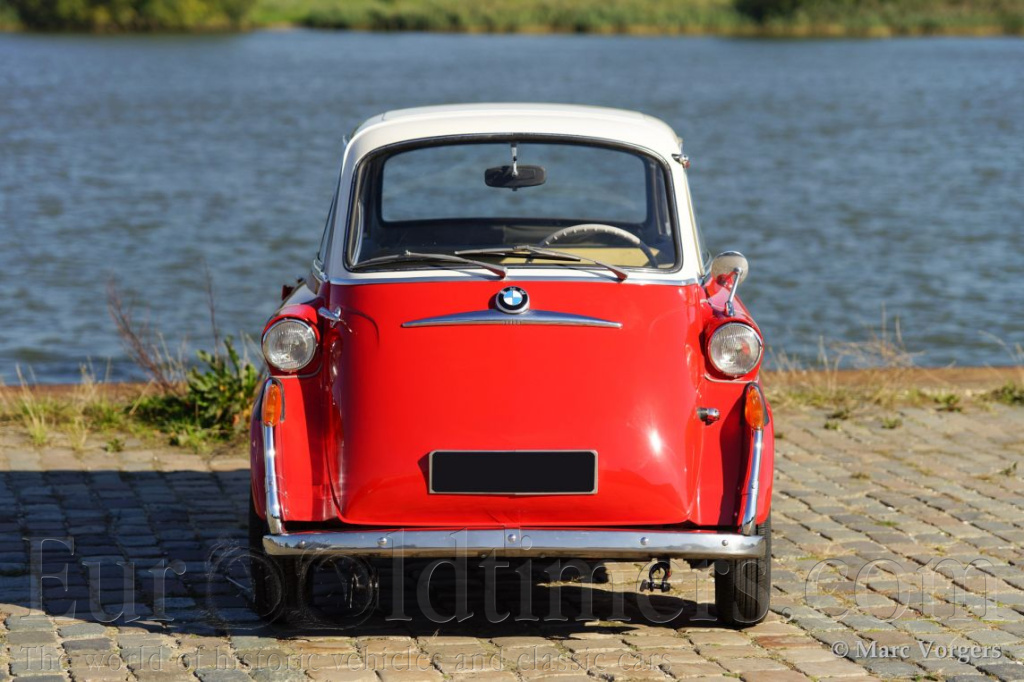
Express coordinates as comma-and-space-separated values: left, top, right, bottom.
5, 339, 259, 453
881, 415, 903, 430
0, 364, 128, 448
933, 392, 962, 413
989, 381, 1024, 406
765, 311, 920, 412
827, 406, 852, 421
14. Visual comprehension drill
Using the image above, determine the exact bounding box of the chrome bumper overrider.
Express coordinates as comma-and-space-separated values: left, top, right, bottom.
738, 429, 763, 536
261, 380, 285, 535
263, 529, 765, 559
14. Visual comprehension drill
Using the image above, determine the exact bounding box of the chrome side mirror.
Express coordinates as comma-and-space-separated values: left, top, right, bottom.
706, 251, 749, 316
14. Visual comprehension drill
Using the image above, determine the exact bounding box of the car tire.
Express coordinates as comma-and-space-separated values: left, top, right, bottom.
714, 514, 771, 628
248, 491, 300, 623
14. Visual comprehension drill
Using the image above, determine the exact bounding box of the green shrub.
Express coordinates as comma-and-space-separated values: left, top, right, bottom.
990, 381, 1024, 406
134, 337, 259, 442
186, 337, 259, 431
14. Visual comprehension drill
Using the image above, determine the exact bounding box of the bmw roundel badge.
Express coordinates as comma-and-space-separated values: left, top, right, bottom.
495, 286, 529, 314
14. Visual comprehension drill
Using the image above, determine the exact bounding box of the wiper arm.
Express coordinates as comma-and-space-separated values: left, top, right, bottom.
456, 245, 629, 281
350, 251, 507, 279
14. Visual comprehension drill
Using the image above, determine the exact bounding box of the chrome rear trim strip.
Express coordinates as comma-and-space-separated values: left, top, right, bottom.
403, 309, 621, 329
262, 381, 285, 535
739, 429, 763, 537
264, 529, 765, 560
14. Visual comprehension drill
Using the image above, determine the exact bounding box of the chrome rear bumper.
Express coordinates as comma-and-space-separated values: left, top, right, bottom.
263, 528, 765, 560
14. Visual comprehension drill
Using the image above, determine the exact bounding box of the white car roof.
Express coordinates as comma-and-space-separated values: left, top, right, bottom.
325, 104, 701, 285
348, 103, 682, 160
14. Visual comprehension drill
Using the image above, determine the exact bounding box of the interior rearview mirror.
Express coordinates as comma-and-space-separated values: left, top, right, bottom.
485, 165, 546, 189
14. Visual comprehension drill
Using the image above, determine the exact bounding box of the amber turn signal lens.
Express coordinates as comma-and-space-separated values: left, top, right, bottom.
262, 383, 283, 426
745, 384, 767, 430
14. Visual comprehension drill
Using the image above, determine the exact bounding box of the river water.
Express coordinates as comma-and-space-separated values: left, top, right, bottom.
1, 32, 1021, 382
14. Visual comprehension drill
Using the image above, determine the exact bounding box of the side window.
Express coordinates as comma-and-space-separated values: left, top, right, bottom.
694, 212, 710, 271
315, 192, 338, 270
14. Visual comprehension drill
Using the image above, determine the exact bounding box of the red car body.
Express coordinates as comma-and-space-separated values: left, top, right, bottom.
251, 279, 773, 529
248, 104, 775, 626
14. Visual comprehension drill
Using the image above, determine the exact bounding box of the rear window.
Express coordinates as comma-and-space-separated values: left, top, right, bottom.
348, 139, 678, 271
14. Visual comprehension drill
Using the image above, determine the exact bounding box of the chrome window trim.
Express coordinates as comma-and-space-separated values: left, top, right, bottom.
322, 272, 701, 287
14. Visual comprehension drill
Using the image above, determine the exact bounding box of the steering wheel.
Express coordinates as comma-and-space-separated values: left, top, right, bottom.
539, 223, 658, 268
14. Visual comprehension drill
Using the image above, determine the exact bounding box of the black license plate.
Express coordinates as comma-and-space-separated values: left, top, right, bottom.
429, 450, 597, 495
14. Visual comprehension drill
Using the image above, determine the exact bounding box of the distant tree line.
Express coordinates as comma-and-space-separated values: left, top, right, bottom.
7, 0, 254, 30
3, 0, 1022, 33
735, 0, 1024, 31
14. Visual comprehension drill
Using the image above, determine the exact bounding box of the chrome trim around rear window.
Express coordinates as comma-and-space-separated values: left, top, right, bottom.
324, 271, 699, 286
338, 134, 685, 277
264, 528, 766, 560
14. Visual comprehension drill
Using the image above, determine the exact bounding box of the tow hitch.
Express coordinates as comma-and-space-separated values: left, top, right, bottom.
640, 560, 672, 592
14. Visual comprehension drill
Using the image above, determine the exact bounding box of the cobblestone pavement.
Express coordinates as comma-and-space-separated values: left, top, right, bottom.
2, 404, 1023, 681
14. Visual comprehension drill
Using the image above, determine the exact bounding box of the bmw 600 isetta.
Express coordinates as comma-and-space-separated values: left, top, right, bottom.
249, 104, 774, 627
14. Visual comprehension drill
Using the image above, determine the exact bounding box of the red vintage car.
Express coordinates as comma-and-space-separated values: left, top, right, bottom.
249, 104, 774, 627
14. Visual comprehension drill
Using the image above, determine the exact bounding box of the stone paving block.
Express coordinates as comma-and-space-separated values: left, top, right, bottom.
375, 671, 444, 682
488, 637, 549, 649
62, 638, 114, 653
740, 672, 811, 682
718, 657, 791, 674
432, 653, 503, 676
195, 671, 253, 682
968, 629, 1022, 646
6, 615, 53, 631
57, 623, 109, 640
860, 659, 920, 677
306, 670, 378, 682
447, 673, 517, 682
696, 644, 771, 659
791, 658, 870, 678
6, 631, 58, 646
755, 635, 825, 651
687, 632, 750, 647
658, 661, 729, 678
978, 663, 1024, 681
634, 648, 705, 665
775, 647, 837, 664
248, 670, 307, 682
